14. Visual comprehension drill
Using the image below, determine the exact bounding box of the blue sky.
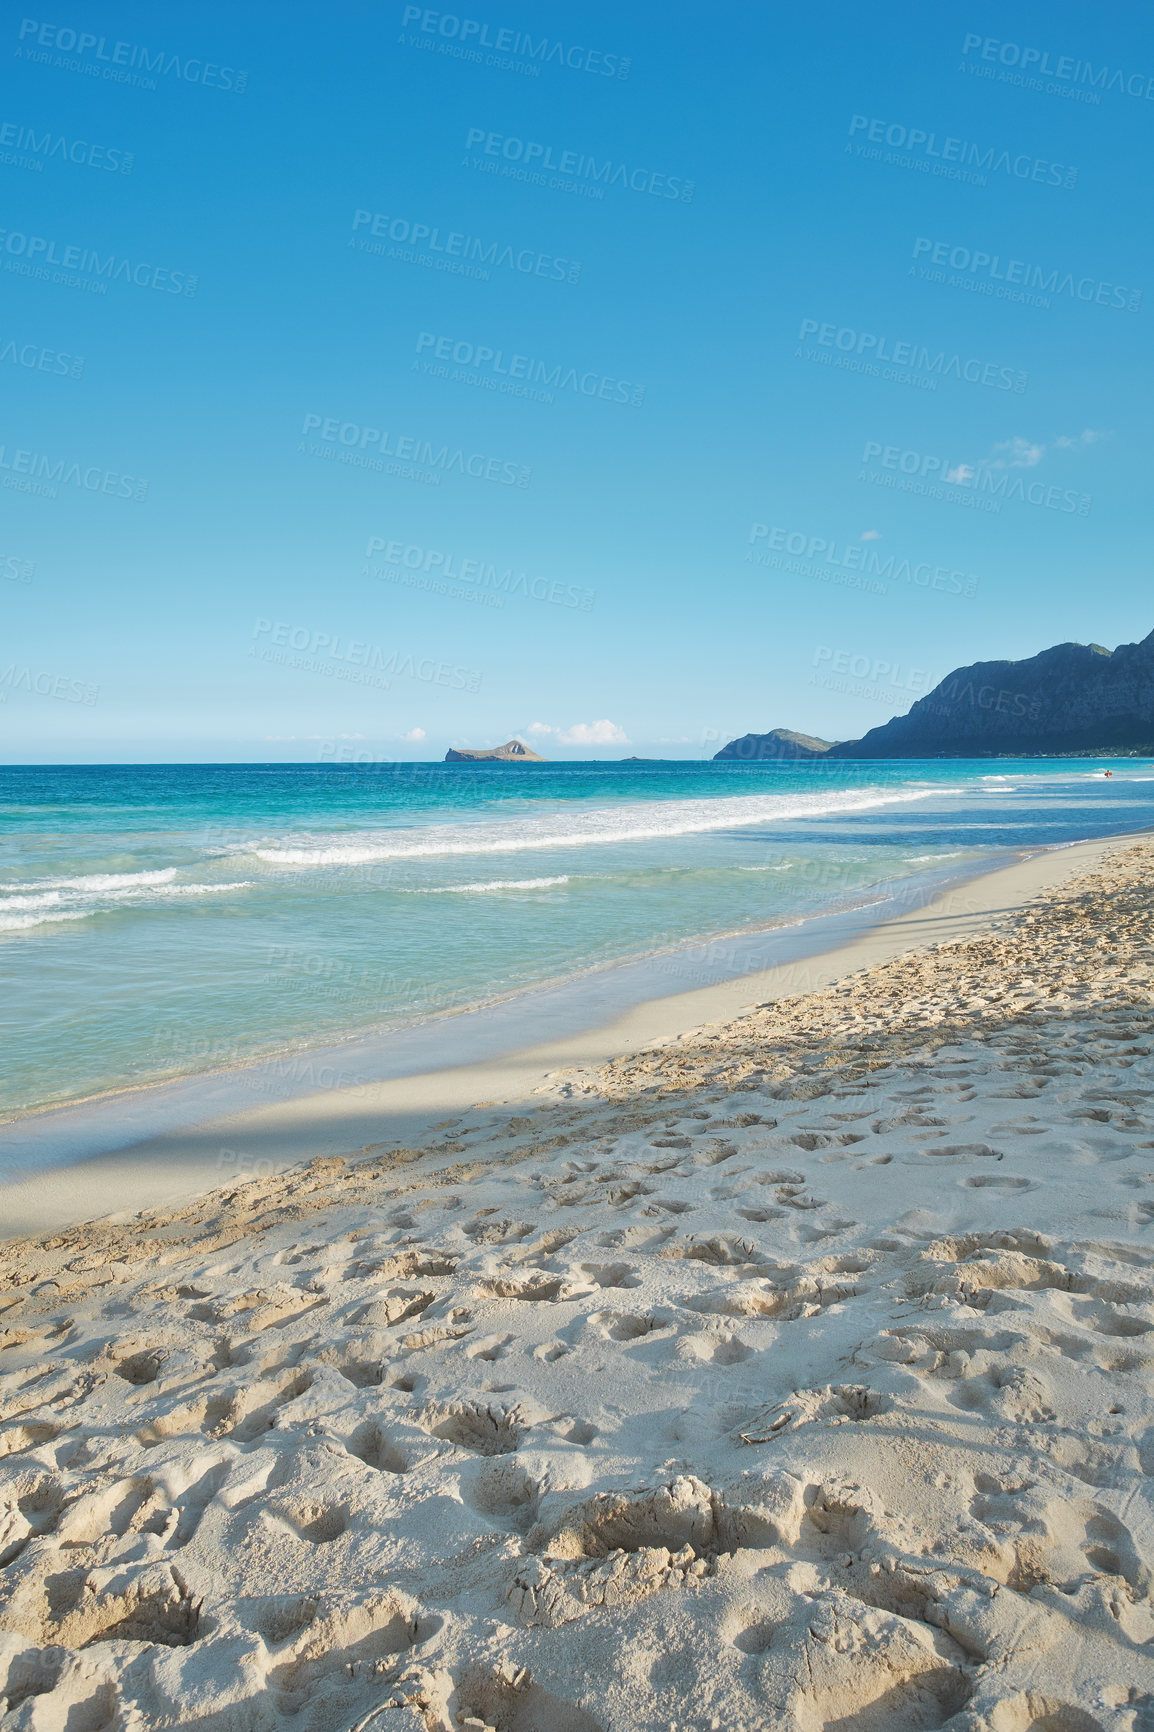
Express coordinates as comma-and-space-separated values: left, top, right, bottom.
2, 0, 1150, 761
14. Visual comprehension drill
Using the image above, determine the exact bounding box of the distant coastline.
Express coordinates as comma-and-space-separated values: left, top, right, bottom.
715, 624, 1154, 762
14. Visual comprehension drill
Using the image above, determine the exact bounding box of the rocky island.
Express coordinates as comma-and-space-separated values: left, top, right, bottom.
713, 728, 835, 761
444, 739, 546, 762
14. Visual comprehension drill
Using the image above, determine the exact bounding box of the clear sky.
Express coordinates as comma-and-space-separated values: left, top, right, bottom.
2, 0, 1151, 761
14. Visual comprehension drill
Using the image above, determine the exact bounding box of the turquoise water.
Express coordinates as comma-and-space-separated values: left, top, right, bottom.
1, 759, 1151, 1118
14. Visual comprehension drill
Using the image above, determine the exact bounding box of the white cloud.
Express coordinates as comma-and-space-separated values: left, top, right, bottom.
564, 720, 629, 745
1055, 428, 1108, 449
400, 727, 426, 741
990, 436, 1044, 468
527, 720, 629, 746
860, 530, 881, 541
948, 428, 1109, 485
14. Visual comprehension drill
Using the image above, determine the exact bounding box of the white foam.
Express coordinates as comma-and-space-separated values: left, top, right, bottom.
117, 881, 252, 900
412, 876, 570, 894
0, 910, 93, 933
6, 868, 179, 893
0, 879, 252, 930
0, 891, 65, 911
253, 785, 943, 868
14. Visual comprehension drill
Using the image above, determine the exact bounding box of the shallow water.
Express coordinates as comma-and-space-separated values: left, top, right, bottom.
1, 758, 1150, 1117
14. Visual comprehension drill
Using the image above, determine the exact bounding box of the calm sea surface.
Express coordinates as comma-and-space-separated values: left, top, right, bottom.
1, 758, 1151, 1119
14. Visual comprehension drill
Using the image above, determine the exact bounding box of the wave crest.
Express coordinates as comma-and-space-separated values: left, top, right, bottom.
252, 785, 937, 868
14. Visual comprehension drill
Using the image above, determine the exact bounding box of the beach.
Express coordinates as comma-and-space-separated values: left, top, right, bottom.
2, 832, 1153, 1726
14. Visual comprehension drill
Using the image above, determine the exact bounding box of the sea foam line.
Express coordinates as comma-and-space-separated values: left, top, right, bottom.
252, 785, 942, 867
4, 867, 180, 893
0, 910, 93, 933
0, 881, 253, 931
0, 891, 66, 911
410, 875, 570, 894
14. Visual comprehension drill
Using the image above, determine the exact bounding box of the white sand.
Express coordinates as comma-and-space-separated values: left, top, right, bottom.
1, 836, 1154, 1728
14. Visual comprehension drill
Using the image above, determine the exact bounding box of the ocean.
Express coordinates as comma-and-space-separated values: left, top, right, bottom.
2, 758, 1151, 1123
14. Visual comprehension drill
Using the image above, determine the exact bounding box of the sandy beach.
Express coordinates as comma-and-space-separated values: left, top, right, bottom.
2, 833, 1154, 1727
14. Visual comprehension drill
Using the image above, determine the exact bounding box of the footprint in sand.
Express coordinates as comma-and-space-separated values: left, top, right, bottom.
416, 1399, 529, 1455
265, 1500, 350, 1544
575, 1262, 640, 1290
346, 1419, 409, 1475
594, 1309, 676, 1344
467, 1334, 516, 1362
452, 1665, 602, 1732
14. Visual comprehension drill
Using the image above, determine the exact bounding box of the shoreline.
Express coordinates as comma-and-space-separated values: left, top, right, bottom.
0, 849, 996, 1133
0, 825, 1145, 1241
1, 836, 1153, 1720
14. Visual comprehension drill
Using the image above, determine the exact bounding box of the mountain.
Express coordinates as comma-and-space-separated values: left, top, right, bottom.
828, 626, 1154, 757
444, 739, 547, 762
713, 728, 835, 762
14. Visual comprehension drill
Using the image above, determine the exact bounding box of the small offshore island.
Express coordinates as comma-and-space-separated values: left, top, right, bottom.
444, 739, 547, 762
